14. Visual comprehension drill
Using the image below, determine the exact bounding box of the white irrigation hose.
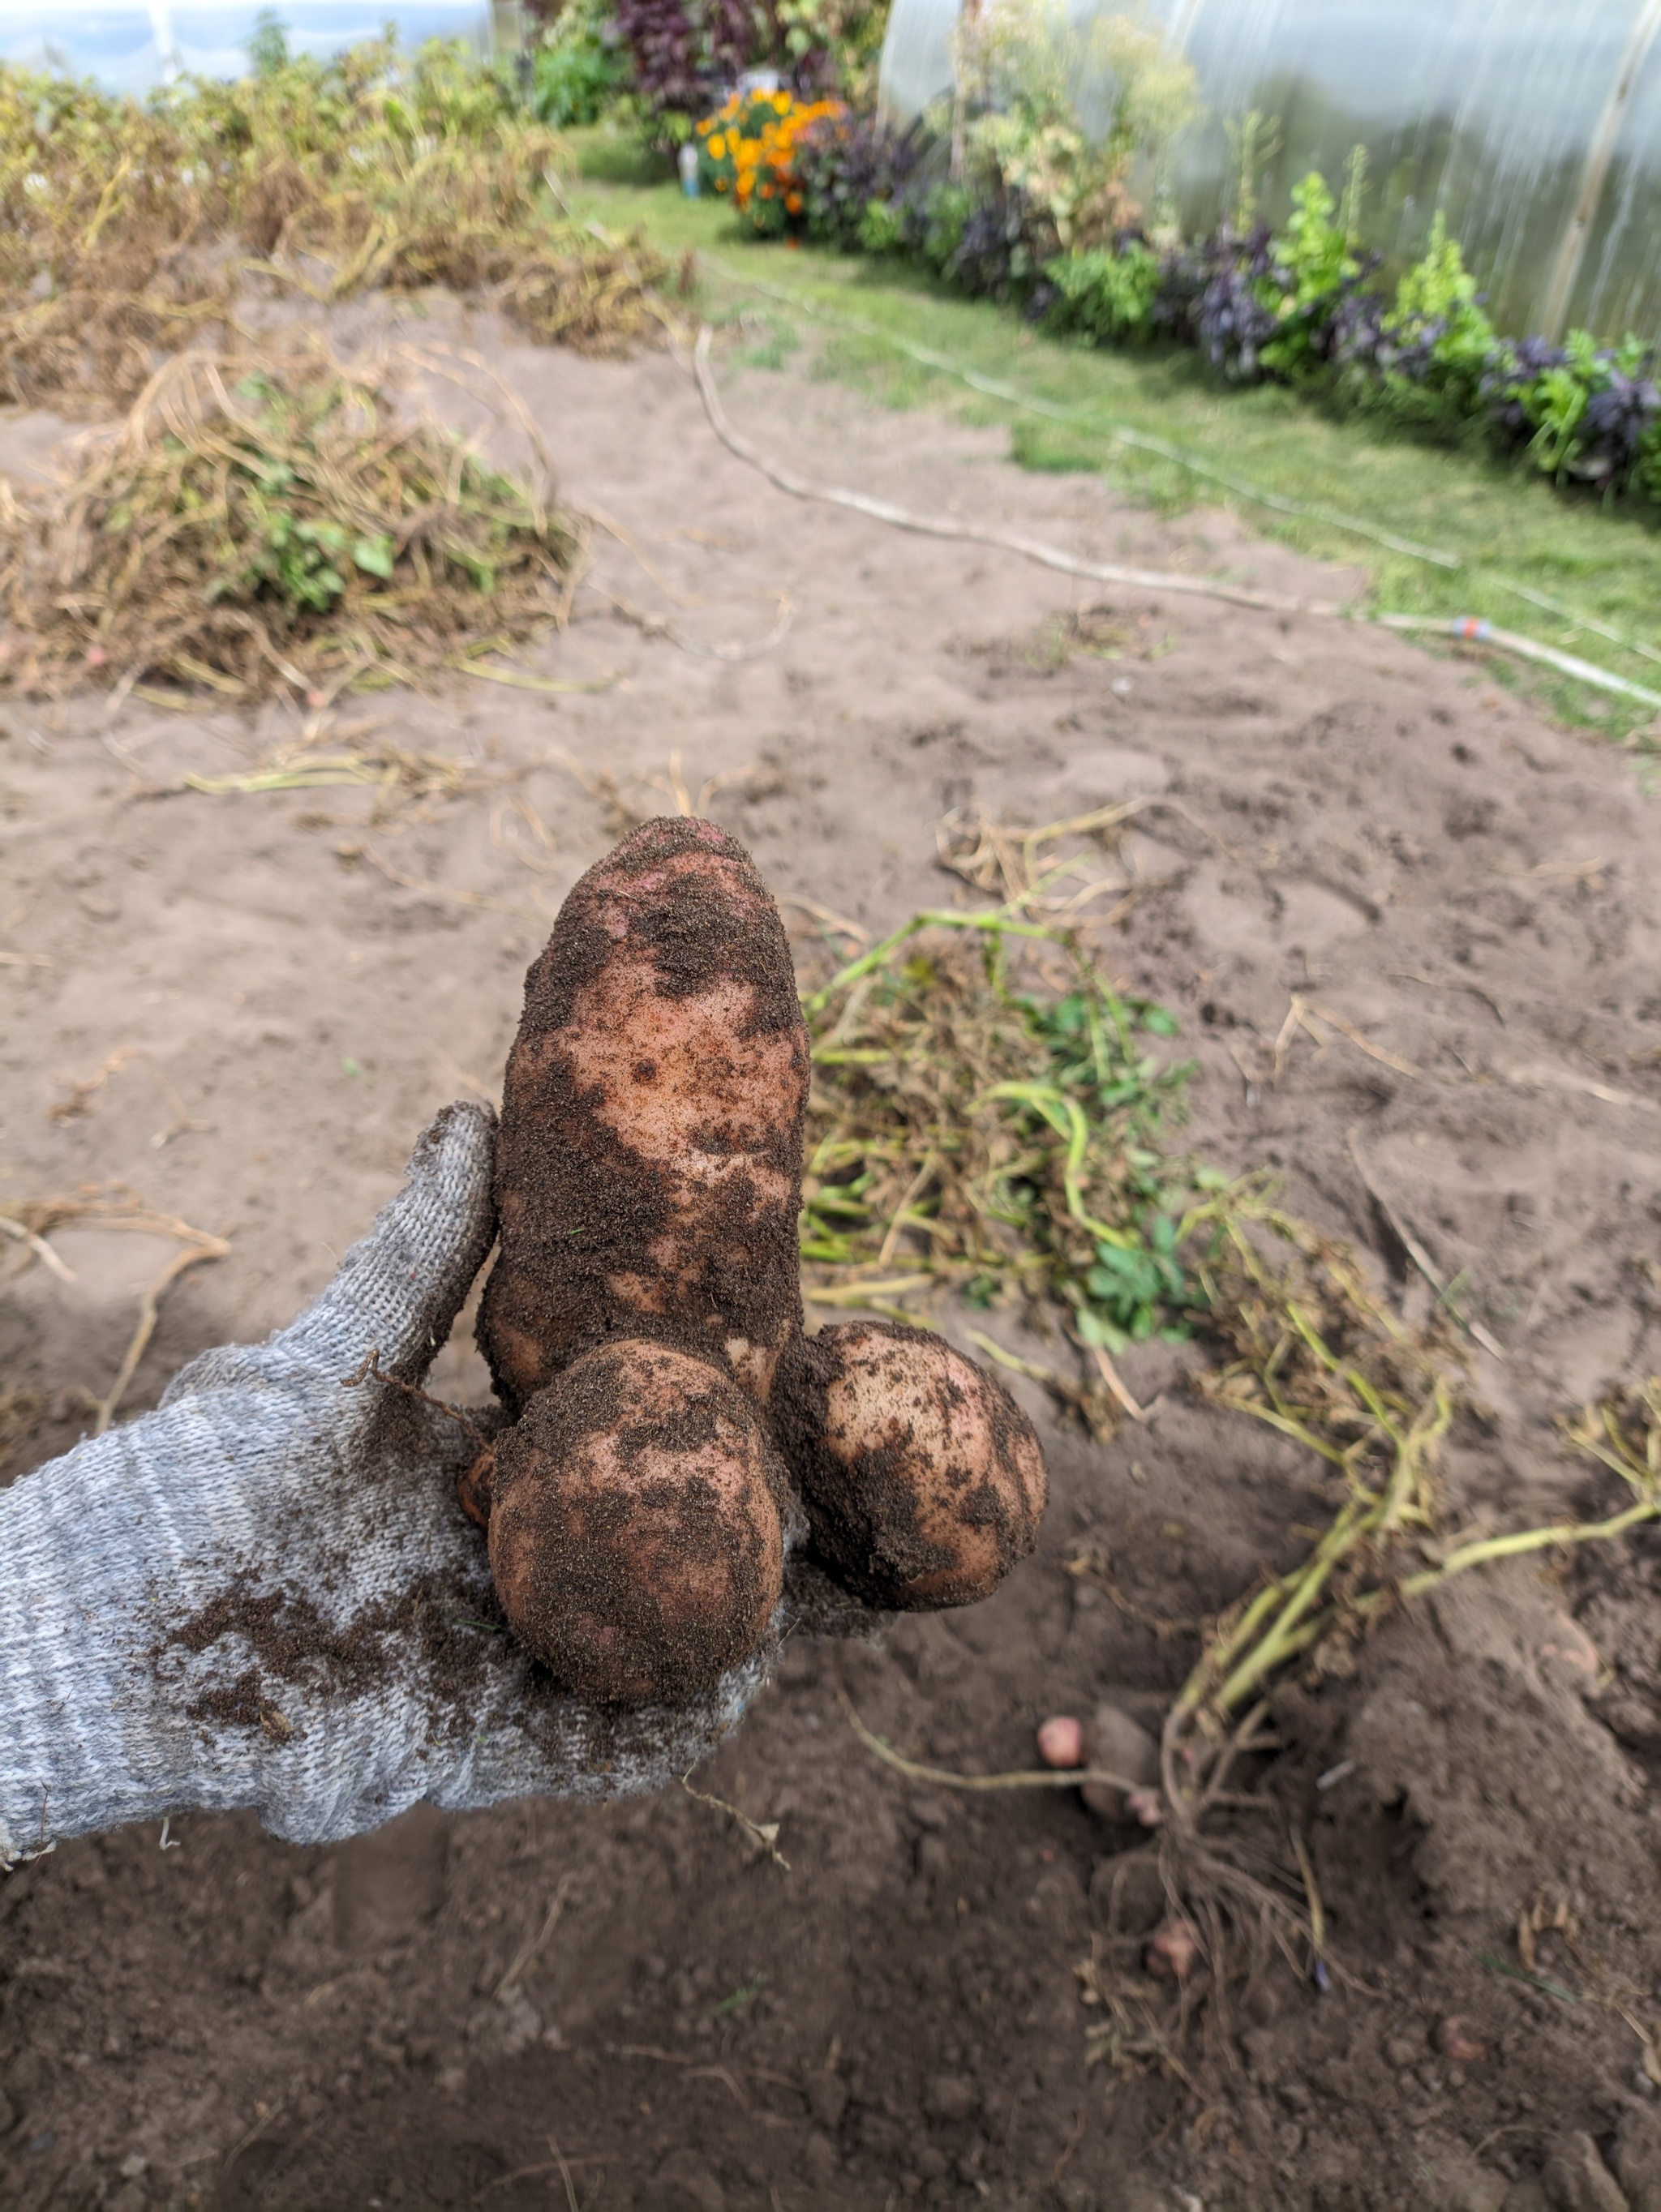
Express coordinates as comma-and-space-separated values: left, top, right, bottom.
692, 328, 1661, 714
1375, 615, 1661, 707
691, 329, 1333, 617
702, 265, 1661, 674
703, 264, 1461, 569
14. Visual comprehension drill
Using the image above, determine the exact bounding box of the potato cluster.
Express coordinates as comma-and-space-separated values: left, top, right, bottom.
462, 817, 1047, 1704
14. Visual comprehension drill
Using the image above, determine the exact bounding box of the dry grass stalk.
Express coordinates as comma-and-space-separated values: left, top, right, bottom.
1, 340, 580, 704
1161, 1191, 1457, 1803
180, 704, 521, 824
936, 799, 1148, 921
1, 1186, 230, 1432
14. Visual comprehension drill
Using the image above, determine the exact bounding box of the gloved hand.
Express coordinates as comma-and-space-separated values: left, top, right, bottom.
0, 1103, 856, 1865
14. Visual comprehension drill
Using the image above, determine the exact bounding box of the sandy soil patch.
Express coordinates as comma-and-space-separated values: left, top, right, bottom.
2, 314, 1660, 2211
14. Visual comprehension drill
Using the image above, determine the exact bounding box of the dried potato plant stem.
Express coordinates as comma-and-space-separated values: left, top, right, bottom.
0, 50, 672, 416
1165, 1234, 1659, 1826
798, 902, 1194, 1438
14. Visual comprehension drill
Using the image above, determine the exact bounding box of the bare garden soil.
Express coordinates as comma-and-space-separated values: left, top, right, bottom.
2, 309, 1660, 2212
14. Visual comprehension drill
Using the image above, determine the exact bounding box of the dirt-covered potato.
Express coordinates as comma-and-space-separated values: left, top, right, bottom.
487, 1338, 786, 1706
774, 1320, 1048, 1610
479, 816, 809, 1414
470, 817, 1045, 1691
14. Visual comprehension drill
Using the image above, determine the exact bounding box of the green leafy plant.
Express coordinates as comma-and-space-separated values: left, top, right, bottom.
775, 0, 891, 101
1380, 210, 1496, 416
917, 179, 974, 270
229, 501, 396, 614
1511, 328, 1600, 476
247, 6, 290, 78
1258, 164, 1359, 380
533, 0, 632, 126
856, 195, 906, 252
1223, 105, 1280, 233
1499, 330, 1654, 485
1041, 238, 1161, 341
1637, 415, 1661, 505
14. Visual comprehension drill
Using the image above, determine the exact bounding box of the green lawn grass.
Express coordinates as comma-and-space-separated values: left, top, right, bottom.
561, 129, 1661, 748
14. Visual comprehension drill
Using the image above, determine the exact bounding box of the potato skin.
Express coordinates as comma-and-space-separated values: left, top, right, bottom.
488, 1339, 786, 1706
479, 816, 809, 1413
773, 1321, 1048, 1610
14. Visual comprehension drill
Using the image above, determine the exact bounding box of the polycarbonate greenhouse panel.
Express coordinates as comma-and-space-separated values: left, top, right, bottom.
878, 0, 1661, 344
0, 0, 515, 95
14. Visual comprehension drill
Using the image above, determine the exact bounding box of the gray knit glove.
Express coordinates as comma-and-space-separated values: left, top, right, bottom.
0, 1103, 792, 1865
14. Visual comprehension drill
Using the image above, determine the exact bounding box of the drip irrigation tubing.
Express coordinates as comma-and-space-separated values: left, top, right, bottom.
700, 261, 1661, 677
691, 328, 1661, 715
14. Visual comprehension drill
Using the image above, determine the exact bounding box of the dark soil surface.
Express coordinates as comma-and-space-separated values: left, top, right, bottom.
2, 311, 1660, 2212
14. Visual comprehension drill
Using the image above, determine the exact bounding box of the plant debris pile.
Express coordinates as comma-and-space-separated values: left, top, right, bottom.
799, 912, 1203, 1357
0, 39, 669, 410
0, 345, 581, 702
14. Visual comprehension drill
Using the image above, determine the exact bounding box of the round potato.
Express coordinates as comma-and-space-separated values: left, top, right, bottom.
775, 1321, 1048, 1610
479, 816, 809, 1414
487, 1339, 785, 1705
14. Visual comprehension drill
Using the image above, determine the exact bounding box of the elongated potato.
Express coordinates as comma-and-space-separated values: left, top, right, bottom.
479, 816, 809, 1413
772, 1320, 1048, 1610
487, 1339, 786, 1706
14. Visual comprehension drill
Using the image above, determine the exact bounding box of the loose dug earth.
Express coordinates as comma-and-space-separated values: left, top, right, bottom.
2, 307, 1660, 2212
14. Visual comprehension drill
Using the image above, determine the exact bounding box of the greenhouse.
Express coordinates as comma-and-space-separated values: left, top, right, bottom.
0, 0, 518, 93
878, 0, 1661, 342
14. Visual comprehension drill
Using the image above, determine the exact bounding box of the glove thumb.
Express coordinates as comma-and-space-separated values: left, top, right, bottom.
278, 1100, 498, 1384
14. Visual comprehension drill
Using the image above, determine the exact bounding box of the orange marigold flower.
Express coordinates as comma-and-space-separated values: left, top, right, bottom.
785, 191, 803, 212
707, 133, 725, 156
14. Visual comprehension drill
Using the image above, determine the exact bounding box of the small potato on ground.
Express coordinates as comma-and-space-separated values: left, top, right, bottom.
1037, 1714, 1085, 1769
